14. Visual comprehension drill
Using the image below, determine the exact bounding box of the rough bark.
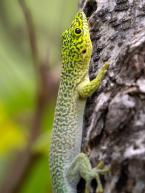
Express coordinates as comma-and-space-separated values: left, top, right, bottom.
79, 0, 145, 193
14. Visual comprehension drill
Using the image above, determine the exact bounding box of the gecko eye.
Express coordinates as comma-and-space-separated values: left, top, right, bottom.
75, 28, 81, 34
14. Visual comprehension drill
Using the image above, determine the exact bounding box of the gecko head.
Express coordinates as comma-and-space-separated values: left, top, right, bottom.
61, 11, 92, 83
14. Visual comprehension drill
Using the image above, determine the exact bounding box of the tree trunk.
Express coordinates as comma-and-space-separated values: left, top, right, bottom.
79, 0, 145, 193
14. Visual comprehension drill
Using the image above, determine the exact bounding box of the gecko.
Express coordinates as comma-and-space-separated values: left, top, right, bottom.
50, 10, 109, 193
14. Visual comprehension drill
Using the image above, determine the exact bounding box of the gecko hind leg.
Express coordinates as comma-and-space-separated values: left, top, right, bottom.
66, 153, 109, 193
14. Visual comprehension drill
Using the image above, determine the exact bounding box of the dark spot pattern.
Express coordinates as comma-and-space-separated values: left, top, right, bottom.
50, 11, 92, 193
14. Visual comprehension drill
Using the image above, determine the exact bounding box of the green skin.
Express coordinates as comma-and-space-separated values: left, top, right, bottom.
50, 11, 109, 193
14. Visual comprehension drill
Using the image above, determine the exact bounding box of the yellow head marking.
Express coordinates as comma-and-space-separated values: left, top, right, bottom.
61, 11, 92, 83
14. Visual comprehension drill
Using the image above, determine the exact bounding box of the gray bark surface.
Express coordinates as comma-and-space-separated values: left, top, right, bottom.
78, 0, 145, 193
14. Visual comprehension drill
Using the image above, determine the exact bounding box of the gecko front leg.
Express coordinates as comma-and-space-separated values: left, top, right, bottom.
77, 63, 109, 98
66, 153, 109, 193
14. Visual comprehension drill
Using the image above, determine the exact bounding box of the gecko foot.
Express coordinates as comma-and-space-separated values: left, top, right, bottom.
67, 153, 110, 193
86, 161, 110, 193
95, 161, 110, 193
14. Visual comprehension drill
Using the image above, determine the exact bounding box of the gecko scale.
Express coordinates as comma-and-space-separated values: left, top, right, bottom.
50, 11, 109, 193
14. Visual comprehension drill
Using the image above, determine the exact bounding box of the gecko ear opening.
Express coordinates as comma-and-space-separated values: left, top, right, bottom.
82, 49, 87, 54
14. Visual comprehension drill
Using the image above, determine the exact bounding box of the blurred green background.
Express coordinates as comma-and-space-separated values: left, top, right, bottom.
0, 0, 78, 193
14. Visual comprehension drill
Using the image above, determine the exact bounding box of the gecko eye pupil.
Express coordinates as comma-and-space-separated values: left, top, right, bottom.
75, 28, 81, 34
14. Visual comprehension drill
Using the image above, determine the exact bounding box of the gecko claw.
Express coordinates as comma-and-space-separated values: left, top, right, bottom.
102, 63, 109, 71
96, 160, 105, 169
96, 185, 104, 193
95, 161, 111, 193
